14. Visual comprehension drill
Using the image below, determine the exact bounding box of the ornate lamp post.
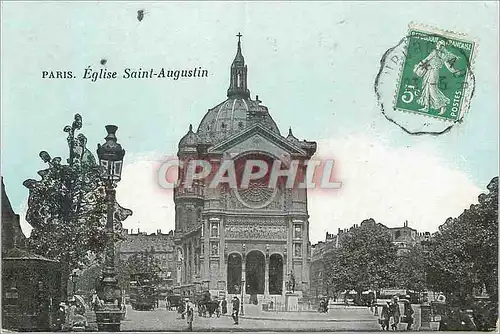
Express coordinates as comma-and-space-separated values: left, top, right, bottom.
95, 125, 125, 332
240, 279, 245, 316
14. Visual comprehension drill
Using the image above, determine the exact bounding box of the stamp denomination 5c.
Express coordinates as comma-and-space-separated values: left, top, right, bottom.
394, 24, 477, 121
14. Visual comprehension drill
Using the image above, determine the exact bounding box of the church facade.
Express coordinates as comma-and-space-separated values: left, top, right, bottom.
173, 35, 316, 303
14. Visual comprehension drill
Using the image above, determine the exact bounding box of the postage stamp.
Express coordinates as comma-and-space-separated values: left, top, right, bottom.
394, 24, 477, 121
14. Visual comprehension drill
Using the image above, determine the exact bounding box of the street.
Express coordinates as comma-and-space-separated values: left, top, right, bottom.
119, 303, 382, 332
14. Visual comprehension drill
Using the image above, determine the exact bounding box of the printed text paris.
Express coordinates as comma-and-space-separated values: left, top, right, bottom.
82, 66, 209, 82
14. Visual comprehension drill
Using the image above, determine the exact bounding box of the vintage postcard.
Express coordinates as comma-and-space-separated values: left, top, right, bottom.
1, 1, 498, 332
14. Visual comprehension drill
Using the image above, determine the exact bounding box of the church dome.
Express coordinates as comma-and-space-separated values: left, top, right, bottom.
178, 124, 199, 154
197, 97, 280, 143
195, 34, 280, 143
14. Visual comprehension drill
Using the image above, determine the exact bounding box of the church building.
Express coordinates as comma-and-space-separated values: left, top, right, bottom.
173, 34, 316, 303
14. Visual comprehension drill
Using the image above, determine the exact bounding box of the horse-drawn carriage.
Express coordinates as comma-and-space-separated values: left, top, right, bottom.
195, 291, 220, 317
129, 273, 157, 311
166, 294, 182, 311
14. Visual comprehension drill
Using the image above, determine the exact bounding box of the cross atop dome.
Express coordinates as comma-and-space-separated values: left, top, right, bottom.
227, 33, 250, 99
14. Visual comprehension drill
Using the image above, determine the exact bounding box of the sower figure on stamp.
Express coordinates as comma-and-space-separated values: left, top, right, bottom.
413, 39, 461, 115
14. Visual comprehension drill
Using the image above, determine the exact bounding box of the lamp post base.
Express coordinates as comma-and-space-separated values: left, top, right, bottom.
419, 303, 432, 331
95, 304, 124, 332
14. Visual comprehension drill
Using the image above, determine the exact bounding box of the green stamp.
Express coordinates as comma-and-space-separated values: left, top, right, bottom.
394, 24, 477, 121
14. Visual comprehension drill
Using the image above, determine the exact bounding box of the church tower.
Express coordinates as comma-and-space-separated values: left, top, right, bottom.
174, 34, 317, 304
227, 33, 250, 99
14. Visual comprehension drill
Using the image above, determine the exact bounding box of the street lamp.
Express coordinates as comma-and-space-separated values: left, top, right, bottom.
240, 279, 245, 316
95, 125, 125, 332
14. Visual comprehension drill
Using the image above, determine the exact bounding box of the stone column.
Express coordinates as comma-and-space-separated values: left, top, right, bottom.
203, 219, 209, 282
264, 256, 269, 298
219, 217, 225, 283
283, 250, 288, 295
183, 243, 187, 284
186, 242, 190, 284
302, 220, 308, 290
287, 217, 293, 277
241, 249, 246, 302
190, 240, 195, 283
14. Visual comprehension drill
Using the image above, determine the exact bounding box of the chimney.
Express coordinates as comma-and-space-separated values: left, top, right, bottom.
138, 228, 140, 234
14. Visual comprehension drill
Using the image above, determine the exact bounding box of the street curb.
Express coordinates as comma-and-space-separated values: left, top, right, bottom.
224, 314, 377, 323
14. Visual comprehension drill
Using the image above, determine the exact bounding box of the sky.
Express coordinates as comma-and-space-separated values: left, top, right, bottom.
1, 2, 498, 243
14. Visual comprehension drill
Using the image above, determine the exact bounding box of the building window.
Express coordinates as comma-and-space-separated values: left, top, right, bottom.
211, 222, 219, 237
294, 224, 302, 238
294, 243, 302, 257
211, 242, 219, 256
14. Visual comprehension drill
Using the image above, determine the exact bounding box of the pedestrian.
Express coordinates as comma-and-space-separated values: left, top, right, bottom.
68, 298, 78, 330
221, 298, 227, 315
390, 296, 400, 331
232, 296, 240, 325
71, 307, 88, 331
215, 299, 221, 318
402, 299, 414, 331
183, 297, 195, 332
178, 299, 185, 319
380, 301, 391, 331
56, 302, 67, 331
165, 296, 170, 311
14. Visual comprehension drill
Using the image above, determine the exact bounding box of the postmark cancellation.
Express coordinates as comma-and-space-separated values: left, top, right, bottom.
394, 23, 477, 122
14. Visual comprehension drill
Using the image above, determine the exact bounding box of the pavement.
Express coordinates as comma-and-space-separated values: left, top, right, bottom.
83, 302, 442, 331
119, 303, 382, 332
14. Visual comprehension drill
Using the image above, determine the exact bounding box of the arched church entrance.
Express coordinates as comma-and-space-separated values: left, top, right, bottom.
227, 253, 242, 294
269, 254, 283, 295
245, 250, 265, 294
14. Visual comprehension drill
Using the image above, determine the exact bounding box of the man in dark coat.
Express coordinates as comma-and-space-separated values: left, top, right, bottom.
221, 298, 227, 315
232, 296, 240, 325
390, 296, 400, 330
380, 302, 391, 331
402, 299, 414, 330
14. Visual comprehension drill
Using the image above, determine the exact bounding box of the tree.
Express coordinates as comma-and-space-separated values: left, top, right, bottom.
23, 114, 132, 298
116, 248, 163, 292
427, 176, 498, 306
323, 219, 398, 298
393, 244, 426, 292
